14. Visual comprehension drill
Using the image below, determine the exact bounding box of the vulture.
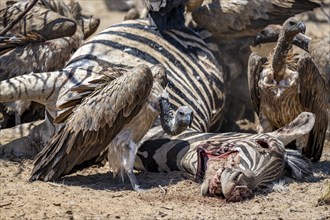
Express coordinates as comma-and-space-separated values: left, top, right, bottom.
30, 64, 193, 190
248, 17, 328, 162
125, 0, 203, 21
184, 0, 320, 132
254, 23, 330, 139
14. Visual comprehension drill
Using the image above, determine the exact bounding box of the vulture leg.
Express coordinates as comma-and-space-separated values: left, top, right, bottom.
107, 130, 142, 191
125, 141, 143, 191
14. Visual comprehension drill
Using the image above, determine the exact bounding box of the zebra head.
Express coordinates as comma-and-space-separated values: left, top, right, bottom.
197, 136, 288, 202
197, 112, 315, 202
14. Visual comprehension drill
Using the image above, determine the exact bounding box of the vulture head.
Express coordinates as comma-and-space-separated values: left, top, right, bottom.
150, 64, 194, 135
254, 24, 282, 45
269, 17, 306, 81
281, 17, 306, 41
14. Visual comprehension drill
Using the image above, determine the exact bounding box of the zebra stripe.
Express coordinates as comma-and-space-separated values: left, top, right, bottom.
136, 129, 294, 190
62, 19, 225, 132
0, 18, 227, 171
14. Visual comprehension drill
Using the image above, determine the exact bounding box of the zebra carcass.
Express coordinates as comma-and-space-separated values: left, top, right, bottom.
123, 0, 321, 131
0, 0, 100, 128
136, 112, 314, 202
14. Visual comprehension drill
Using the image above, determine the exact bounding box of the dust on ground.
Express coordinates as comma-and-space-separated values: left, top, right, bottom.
1, 1, 330, 219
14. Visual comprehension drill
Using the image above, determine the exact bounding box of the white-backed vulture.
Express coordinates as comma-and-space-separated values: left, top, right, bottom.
248, 17, 328, 161
253, 23, 330, 140
30, 64, 193, 190
254, 25, 329, 84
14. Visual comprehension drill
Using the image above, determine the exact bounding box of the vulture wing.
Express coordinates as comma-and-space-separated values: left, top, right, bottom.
54, 66, 123, 124
30, 64, 153, 181
192, 0, 320, 40
297, 55, 328, 161
309, 37, 330, 85
247, 52, 267, 115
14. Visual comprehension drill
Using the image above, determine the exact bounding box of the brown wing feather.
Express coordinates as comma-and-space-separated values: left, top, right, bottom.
247, 52, 267, 115
30, 64, 154, 181
54, 67, 124, 124
297, 55, 328, 161
192, 0, 320, 41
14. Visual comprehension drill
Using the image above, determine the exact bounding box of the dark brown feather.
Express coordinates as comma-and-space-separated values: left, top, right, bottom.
247, 52, 267, 115
297, 55, 328, 161
55, 67, 125, 124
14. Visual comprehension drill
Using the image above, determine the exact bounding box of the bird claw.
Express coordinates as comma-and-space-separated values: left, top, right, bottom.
133, 184, 145, 192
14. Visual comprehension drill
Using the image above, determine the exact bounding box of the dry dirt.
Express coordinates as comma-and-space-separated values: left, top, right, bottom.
1, 1, 330, 219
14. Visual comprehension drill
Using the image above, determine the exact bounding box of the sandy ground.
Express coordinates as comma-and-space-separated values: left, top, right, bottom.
0, 145, 329, 220
1, 1, 330, 219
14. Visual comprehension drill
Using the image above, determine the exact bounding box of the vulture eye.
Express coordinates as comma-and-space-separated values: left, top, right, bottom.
289, 21, 296, 26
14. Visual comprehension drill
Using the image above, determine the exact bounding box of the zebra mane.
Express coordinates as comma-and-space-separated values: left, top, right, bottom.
284, 149, 313, 180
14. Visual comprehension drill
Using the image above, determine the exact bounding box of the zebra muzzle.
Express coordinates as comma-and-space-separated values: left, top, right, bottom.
220, 168, 254, 202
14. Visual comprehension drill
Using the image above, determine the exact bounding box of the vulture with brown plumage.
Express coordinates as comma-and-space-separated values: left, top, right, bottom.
30, 64, 193, 190
254, 22, 330, 139
248, 17, 328, 162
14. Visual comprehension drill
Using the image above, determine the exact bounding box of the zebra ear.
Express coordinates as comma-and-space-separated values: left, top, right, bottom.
269, 112, 315, 146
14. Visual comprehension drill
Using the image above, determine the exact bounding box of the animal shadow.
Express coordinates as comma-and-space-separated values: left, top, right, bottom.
57, 168, 186, 191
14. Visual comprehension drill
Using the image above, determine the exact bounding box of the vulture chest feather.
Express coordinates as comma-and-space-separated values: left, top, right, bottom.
260, 83, 304, 129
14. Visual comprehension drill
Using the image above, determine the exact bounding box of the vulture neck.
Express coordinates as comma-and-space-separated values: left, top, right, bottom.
159, 98, 182, 136
272, 32, 294, 82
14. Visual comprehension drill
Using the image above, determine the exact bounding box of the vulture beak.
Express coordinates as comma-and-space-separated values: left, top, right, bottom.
297, 22, 306, 34
254, 34, 263, 46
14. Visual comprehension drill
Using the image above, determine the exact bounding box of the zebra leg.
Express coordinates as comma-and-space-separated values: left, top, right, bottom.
0, 71, 63, 107
0, 120, 42, 157
0, 110, 56, 157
